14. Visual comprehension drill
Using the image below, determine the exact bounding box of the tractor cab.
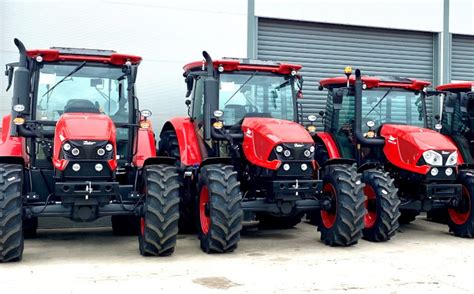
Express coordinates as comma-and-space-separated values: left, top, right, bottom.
434, 82, 474, 163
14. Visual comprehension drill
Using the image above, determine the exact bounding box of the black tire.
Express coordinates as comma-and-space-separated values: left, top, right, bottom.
448, 170, 474, 237
138, 164, 180, 256
318, 164, 365, 246
0, 164, 24, 262
112, 215, 139, 236
361, 169, 400, 242
159, 130, 195, 233
257, 212, 304, 229
23, 217, 38, 239
399, 211, 419, 224
197, 164, 242, 253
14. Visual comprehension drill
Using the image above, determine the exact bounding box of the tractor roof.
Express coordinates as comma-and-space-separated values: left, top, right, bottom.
436, 82, 474, 92
183, 58, 302, 76
319, 75, 430, 91
26, 47, 142, 65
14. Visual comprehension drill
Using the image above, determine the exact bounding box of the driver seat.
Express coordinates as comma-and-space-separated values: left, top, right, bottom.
64, 99, 101, 114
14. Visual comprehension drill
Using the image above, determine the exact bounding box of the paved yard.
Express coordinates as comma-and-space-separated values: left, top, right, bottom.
1, 217, 473, 293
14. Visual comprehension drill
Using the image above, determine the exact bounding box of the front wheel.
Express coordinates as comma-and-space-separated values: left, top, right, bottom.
198, 164, 243, 253
318, 164, 365, 246
448, 170, 474, 237
138, 164, 180, 256
0, 164, 24, 262
361, 169, 400, 242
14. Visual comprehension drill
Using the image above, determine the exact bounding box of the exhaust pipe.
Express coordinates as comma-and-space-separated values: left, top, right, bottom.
354, 69, 384, 146
201, 51, 219, 141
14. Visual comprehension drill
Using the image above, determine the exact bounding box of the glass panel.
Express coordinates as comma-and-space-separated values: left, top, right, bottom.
218, 73, 294, 125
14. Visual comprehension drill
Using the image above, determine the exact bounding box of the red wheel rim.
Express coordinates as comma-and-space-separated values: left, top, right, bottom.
364, 185, 377, 228
321, 183, 337, 228
199, 185, 211, 234
448, 186, 472, 225
140, 217, 145, 236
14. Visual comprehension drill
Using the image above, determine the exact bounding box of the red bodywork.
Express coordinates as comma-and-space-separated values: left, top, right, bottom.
314, 132, 341, 159
0, 115, 28, 163
53, 113, 117, 171
436, 82, 474, 92
133, 128, 157, 167
163, 118, 203, 167
380, 124, 461, 174
320, 76, 430, 91
241, 118, 313, 170
26, 49, 142, 65
183, 59, 302, 75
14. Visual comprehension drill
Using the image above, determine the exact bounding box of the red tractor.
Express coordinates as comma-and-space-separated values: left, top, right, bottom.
309, 69, 474, 240
0, 39, 179, 262
424, 81, 474, 231
158, 52, 365, 253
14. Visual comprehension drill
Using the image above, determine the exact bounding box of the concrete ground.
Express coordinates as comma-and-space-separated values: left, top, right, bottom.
1, 217, 474, 294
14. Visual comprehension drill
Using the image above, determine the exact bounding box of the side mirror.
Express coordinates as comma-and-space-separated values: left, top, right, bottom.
460, 93, 469, 113
332, 89, 345, 110
185, 76, 194, 98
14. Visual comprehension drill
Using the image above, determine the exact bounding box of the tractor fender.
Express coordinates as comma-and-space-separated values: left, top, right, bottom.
320, 158, 356, 168
357, 162, 383, 173
198, 157, 232, 171
133, 127, 157, 168
161, 118, 203, 167
143, 156, 176, 167
314, 132, 341, 159
0, 114, 28, 165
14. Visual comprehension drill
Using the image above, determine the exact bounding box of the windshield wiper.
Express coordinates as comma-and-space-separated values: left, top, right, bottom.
224, 72, 257, 106
364, 87, 393, 118
42, 61, 86, 97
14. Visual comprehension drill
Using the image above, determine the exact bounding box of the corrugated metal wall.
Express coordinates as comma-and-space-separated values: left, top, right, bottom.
452, 34, 474, 82
257, 18, 435, 124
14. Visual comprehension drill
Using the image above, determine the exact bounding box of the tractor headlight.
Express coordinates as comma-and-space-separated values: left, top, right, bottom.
276, 145, 283, 153
422, 150, 443, 166
283, 150, 291, 157
63, 143, 71, 151
97, 148, 106, 156
304, 149, 312, 158
106, 143, 113, 152
446, 151, 458, 166
71, 148, 80, 157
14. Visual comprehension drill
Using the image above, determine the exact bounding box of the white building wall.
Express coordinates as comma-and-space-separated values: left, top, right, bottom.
254, 0, 444, 32
450, 0, 474, 35
0, 0, 248, 128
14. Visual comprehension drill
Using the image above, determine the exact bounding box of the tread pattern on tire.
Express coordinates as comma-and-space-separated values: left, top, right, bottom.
362, 169, 401, 242
319, 164, 365, 246
448, 169, 474, 238
139, 164, 180, 256
0, 164, 24, 262
158, 130, 195, 233
199, 164, 242, 253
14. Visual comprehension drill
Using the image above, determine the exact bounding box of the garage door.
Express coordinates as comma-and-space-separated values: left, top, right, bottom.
452, 34, 474, 82
257, 18, 435, 125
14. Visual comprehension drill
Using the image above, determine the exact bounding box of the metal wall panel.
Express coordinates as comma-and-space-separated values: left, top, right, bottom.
452, 34, 474, 82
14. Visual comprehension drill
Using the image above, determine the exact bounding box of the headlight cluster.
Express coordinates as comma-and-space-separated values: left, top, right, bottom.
422, 150, 457, 166
274, 144, 315, 159
62, 141, 114, 159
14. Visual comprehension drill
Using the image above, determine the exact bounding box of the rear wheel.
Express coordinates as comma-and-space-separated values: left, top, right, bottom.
159, 130, 195, 233
112, 215, 139, 236
318, 164, 365, 246
198, 164, 242, 253
0, 164, 24, 262
448, 170, 474, 237
138, 164, 180, 256
361, 169, 400, 242
257, 212, 304, 229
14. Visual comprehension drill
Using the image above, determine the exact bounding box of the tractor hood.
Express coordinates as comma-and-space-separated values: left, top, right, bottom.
380, 124, 458, 174
240, 117, 314, 170
55, 113, 116, 141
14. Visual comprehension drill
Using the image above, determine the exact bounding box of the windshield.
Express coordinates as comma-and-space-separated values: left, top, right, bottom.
36, 64, 129, 123
218, 73, 295, 125
338, 88, 425, 132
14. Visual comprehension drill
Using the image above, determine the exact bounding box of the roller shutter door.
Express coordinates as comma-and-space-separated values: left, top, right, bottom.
452, 34, 474, 82
257, 18, 435, 125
